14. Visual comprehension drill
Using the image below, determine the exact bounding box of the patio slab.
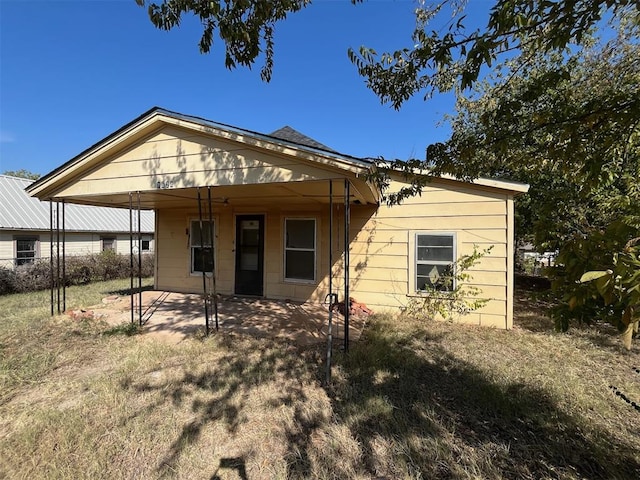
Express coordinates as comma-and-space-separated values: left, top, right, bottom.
92, 291, 367, 346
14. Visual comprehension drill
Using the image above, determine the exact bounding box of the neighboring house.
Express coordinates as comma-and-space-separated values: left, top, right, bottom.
27, 108, 528, 328
0, 174, 155, 269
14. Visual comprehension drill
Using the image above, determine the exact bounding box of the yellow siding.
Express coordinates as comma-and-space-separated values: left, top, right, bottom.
56, 126, 343, 198
154, 175, 515, 329
346, 178, 511, 328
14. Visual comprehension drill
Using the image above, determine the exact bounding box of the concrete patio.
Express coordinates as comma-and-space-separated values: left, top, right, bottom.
92, 291, 367, 346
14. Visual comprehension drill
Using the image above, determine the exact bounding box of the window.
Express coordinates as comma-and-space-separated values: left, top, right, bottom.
284, 218, 316, 281
15, 237, 38, 266
102, 237, 116, 252
190, 219, 214, 274
141, 239, 151, 252
415, 233, 456, 292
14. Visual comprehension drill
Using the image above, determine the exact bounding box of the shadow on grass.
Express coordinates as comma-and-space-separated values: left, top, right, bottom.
117, 317, 639, 479
107, 283, 154, 297
119, 337, 320, 477
314, 317, 640, 479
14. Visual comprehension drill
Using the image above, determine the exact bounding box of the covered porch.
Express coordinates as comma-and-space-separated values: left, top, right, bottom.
28, 108, 382, 356
95, 290, 368, 346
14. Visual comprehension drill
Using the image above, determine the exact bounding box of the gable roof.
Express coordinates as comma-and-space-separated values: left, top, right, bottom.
26, 107, 374, 202
269, 126, 337, 153
25, 107, 527, 204
0, 175, 154, 232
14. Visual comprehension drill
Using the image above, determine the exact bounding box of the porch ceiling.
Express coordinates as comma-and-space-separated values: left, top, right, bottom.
57, 178, 377, 210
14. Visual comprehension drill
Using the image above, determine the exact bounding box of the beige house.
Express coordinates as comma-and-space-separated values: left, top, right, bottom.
27, 108, 527, 329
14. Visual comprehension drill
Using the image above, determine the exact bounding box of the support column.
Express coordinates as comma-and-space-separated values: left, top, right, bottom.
197, 187, 210, 334
344, 179, 350, 353
62, 199, 66, 312
326, 180, 334, 384
137, 192, 142, 326
49, 201, 54, 316
129, 192, 134, 324
207, 187, 219, 331
56, 201, 61, 314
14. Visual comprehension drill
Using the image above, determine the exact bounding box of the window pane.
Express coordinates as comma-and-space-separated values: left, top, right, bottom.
192, 247, 214, 273
285, 250, 314, 280
190, 220, 213, 247
417, 235, 453, 247
102, 238, 115, 252
286, 219, 314, 249
141, 240, 150, 251
417, 246, 453, 261
417, 263, 454, 291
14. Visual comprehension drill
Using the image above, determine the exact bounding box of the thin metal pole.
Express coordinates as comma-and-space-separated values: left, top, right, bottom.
56, 201, 61, 314
344, 179, 350, 353
207, 186, 219, 331
50, 200, 54, 316
62, 199, 66, 312
326, 180, 334, 384
137, 192, 142, 326
129, 192, 134, 324
197, 187, 210, 334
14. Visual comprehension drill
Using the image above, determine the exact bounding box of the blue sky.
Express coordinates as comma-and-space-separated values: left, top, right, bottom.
0, 0, 492, 176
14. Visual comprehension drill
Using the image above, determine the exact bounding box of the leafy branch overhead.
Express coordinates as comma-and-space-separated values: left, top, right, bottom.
351, 0, 638, 108
135, 0, 315, 82
137, 1, 639, 99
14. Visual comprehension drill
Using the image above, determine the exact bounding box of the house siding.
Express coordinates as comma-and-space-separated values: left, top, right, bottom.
154, 177, 513, 329
55, 126, 343, 198
0, 230, 154, 268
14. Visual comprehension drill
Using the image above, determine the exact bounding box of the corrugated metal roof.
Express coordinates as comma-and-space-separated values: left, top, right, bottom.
0, 175, 154, 232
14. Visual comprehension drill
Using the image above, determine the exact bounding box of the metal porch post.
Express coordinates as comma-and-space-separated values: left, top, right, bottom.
137, 192, 143, 326
207, 186, 219, 331
344, 179, 350, 353
129, 192, 134, 324
326, 180, 334, 384
56, 201, 61, 314
49, 201, 54, 316
62, 199, 66, 312
197, 187, 210, 334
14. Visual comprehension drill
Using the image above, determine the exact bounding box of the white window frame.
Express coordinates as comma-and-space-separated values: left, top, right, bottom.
101, 236, 116, 252
15, 236, 39, 266
411, 232, 457, 293
189, 218, 216, 276
284, 217, 317, 283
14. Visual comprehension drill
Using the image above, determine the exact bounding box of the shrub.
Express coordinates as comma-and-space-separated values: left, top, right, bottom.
0, 267, 17, 295
0, 253, 154, 295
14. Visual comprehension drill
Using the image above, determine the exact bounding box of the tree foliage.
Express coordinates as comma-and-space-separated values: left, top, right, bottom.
417, 26, 640, 343
350, 0, 639, 108
136, 0, 314, 81
2, 169, 41, 180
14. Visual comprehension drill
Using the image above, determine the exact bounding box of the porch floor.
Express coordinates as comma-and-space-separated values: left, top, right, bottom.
95, 291, 366, 346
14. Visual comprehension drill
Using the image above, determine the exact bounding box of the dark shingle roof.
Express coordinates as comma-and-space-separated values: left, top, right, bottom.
269, 126, 337, 153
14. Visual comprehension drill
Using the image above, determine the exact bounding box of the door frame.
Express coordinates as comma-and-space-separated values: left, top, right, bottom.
234, 213, 266, 296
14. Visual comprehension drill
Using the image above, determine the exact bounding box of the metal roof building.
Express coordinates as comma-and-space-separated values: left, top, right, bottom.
0, 175, 154, 232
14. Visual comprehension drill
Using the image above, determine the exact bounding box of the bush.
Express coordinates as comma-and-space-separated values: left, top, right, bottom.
0, 267, 17, 295
0, 253, 154, 295
14, 259, 52, 293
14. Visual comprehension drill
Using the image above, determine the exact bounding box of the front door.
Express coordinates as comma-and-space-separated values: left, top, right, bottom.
234, 215, 264, 296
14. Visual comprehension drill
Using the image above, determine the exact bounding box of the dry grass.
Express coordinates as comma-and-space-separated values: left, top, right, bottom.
1, 281, 639, 479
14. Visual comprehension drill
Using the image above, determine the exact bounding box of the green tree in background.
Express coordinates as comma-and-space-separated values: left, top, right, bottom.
2, 169, 41, 180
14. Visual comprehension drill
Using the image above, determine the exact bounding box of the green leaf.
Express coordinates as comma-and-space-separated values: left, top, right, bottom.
579, 271, 609, 283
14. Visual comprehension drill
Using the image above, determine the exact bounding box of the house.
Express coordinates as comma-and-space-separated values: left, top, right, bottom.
26, 107, 528, 329
0, 174, 155, 269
